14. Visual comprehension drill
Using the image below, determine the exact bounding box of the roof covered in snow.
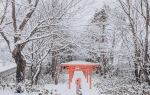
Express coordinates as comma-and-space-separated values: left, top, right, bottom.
0, 63, 16, 73
61, 61, 100, 65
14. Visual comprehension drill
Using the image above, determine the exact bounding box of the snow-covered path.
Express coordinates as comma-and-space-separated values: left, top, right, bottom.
45, 71, 99, 95
0, 71, 99, 95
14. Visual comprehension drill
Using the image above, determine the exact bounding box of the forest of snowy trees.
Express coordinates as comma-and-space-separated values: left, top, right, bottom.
0, 0, 150, 95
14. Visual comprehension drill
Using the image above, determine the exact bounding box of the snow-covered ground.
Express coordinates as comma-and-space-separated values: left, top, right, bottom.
1, 63, 150, 95
44, 71, 99, 95
0, 71, 99, 95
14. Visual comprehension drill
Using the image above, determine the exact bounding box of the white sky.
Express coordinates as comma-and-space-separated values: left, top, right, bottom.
68, 0, 115, 38
75, 0, 115, 23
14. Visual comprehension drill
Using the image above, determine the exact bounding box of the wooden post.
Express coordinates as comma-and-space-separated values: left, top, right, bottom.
87, 68, 89, 83
68, 66, 75, 89
83, 70, 86, 78
89, 66, 92, 89
68, 67, 71, 89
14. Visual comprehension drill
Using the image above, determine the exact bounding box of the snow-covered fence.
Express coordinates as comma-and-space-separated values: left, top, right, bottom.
0, 64, 16, 78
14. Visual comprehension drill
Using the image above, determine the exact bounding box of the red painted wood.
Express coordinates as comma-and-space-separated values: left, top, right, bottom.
60, 63, 100, 89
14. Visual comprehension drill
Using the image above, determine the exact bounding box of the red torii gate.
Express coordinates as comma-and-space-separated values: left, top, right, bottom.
60, 61, 100, 89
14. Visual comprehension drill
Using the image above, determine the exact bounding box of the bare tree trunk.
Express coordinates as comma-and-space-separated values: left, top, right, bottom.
12, 0, 26, 83
133, 36, 140, 82
12, 44, 26, 83
143, 0, 150, 85
11, 0, 39, 83
118, 0, 140, 82
31, 64, 41, 85
52, 51, 57, 79
134, 62, 139, 82
54, 65, 61, 85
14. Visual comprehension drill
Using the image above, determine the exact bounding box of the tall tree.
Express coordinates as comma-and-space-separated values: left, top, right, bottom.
118, 0, 150, 84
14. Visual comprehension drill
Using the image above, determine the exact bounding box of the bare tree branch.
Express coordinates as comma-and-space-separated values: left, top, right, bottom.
0, 0, 11, 52
0, 32, 11, 52
0, 0, 8, 24
12, 0, 17, 33
19, 0, 39, 31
